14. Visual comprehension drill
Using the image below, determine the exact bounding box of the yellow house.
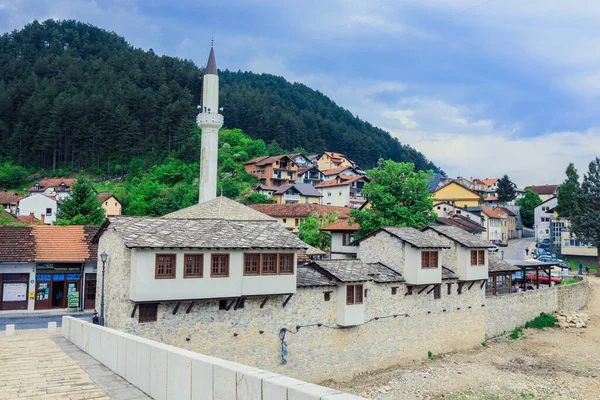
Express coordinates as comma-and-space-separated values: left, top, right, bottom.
271, 184, 323, 205
98, 193, 122, 216
433, 182, 483, 208
557, 218, 598, 258
316, 152, 355, 172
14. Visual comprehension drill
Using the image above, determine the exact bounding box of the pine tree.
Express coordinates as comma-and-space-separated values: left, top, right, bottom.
496, 175, 516, 203
56, 176, 105, 225
571, 158, 600, 270
556, 163, 580, 217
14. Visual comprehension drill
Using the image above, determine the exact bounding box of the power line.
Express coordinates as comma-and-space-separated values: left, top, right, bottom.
423, 0, 496, 29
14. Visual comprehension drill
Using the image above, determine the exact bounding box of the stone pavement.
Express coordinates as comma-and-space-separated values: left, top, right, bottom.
0, 331, 151, 400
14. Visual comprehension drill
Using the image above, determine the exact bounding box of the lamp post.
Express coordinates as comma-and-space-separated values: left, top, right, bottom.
99, 251, 108, 326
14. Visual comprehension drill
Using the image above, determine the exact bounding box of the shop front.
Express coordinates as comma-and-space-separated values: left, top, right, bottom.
0, 273, 30, 311
35, 264, 83, 310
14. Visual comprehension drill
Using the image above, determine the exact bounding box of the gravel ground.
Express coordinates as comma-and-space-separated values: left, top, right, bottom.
325, 278, 600, 400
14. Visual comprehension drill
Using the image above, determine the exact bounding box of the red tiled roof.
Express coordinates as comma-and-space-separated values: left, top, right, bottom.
0, 192, 23, 205
248, 204, 352, 218
481, 206, 505, 219
497, 207, 517, 217
484, 196, 499, 202
97, 193, 114, 203
28, 177, 76, 192
315, 175, 367, 188
437, 216, 486, 234
524, 185, 559, 195
243, 155, 295, 167
320, 219, 360, 231
0, 226, 98, 262
17, 213, 41, 225
322, 166, 355, 176
478, 178, 498, 186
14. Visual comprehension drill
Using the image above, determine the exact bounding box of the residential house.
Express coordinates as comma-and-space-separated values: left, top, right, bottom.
28, 177, 76, 201
243, 155, 299, 186
524, 185, 559, 202
558, 218, 598, 261
0, 192, 22, 215
248, 203, 352, 231
1, 211, 41, 225
95, 196, 306, 324
435, 215, 486, 238
320, 219, 360, 259
433, 202, 483, 225
0, 225, 98, 311
497, 207, 517, 239
473, 178, 499, 199
322, 166, 364, 181
18, 193, 58, 224
439, 177, 476, 192
314, 152, 355, 172
533, 196, 558, 242
297, 166, 324, 186
316, 175, 369, 208
481, 207, 502, 242
433, 181, 483, 208
287, 153, 313, 168
270, 184, 323, 205
98, 193, 122, 216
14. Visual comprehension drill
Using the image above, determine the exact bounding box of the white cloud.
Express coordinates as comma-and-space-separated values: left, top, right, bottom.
382, 110, 419, 129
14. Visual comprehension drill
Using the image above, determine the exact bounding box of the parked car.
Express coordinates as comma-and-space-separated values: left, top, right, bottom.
498, 240, 508, 247
488, 246, 499, 253
538, 256, 569, 269
536, 242, 551, 250
541, 238, 551, 244
526, 272, 562, 284
533, 249, 549, 259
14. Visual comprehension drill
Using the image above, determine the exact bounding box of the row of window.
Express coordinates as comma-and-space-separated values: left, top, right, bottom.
563, 240, 592, 247
155, 253, 295, 279
470, 250, 486, 266
421, 251, 439, 269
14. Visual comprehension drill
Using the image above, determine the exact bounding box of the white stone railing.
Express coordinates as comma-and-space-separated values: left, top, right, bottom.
196, 113, 224, 126
62, 316, 363, 400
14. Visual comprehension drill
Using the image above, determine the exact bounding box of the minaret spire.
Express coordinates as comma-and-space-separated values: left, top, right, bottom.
197, 41, 223, 203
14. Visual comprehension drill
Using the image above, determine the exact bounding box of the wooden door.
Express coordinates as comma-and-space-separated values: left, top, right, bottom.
84, 273, 97, 310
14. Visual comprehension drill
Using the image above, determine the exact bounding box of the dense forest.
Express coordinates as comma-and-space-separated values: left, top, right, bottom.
0, 19, 440, 175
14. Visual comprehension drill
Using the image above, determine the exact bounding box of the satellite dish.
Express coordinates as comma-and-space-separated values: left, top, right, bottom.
219, 107, 224, 112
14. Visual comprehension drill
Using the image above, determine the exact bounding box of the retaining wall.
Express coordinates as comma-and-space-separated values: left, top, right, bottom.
61, 316, 364, 400
484, 279, 590, 337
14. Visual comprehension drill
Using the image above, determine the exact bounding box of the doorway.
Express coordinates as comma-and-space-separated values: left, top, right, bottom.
51, 281, 65, 308
84, 273, 97, 310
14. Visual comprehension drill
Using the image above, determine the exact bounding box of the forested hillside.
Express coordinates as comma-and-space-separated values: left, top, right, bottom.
0, 19, 440, 174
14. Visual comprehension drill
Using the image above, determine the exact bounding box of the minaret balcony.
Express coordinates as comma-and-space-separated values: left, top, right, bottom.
196, 113, 224, 127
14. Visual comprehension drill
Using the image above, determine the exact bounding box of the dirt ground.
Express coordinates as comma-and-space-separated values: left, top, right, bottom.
326, 278, 600, 400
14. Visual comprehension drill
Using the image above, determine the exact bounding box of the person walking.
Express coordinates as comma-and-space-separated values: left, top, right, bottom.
579, 262, 583, 275
586, 265, 590, 276
525, 248, 529, 257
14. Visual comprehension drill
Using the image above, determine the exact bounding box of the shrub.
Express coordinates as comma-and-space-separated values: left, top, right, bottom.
428, 350, 433, 360
525, 313, 557, 330
509, 327, 523, 340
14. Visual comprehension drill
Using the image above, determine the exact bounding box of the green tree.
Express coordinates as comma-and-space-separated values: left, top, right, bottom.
516, 189, 542, 228
0, 161, 29, 189
571, 158, 600, 270
556, 163, 580, 218
56, 176, 105, 225
496, 174, 516, 203
242, 193, 275, 205
350, 159, 437, 238
298, 212, 339, 250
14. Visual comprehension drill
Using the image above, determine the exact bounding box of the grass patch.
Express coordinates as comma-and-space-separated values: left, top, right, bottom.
524, 313, 557, 330
428, 350, 433, 360
509, 327, 523, 340
559, 277, 582, 286
565, 260, 597, 273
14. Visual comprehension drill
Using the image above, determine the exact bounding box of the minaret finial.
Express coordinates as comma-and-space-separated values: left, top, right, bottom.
211, 37, 214, 47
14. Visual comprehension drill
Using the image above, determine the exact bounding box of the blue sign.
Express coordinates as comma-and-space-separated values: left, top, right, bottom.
66, 274, 81, 281
53, 274, 65, 281
30, 279, 34, 284
36, 274, 51, 281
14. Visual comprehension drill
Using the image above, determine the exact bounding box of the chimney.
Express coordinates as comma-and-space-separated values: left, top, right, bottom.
41, 214, 45, 224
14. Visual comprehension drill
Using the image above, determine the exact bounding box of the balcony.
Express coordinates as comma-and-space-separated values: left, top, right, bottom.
196, 113, 224, 127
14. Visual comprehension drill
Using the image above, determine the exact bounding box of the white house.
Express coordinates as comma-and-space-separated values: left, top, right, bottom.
321, 219, 360, 259
534, 196, 558, 242
316, 175, 369, 208
28, 177, 76, 201
18, 193, 58, 224
481, 207, 502, 242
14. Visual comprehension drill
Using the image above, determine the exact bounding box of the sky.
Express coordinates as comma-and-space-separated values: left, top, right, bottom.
1, 0, 600, 187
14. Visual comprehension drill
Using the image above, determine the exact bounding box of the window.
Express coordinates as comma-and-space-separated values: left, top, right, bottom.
279, 254, 294, 274
342, 232, 354, 246
328, 192, 332, 197
339, 192, 342, 196
283, 218, 287, 223
447, 283, 452, 295
211, 254, 229, 277
391, 287, 398, 295
324, 292, 331, 301
346, 284, 363, 305
138, 303, 158, 323
471, 250, 485, 266
46, 208, 52, 216
421, 251, 438, 269
155, 254, 176, 279
262, 254, 278, 275
295, 219, 299, 226
115, 202, 118, 207
184, 254, 203, 278
244, 254, 260, 275
434, 285, 441, 299
105, 201, 108, 206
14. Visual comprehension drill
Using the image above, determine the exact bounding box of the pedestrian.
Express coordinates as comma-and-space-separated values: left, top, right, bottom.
579, 262, 583, 275
586, 265, 590, 276
525, 248, 529, 256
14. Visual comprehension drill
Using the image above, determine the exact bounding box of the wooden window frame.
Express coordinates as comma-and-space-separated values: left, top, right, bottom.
261, 253, 278, 275
211, 254, 230, 277
278, 254, 294, 275
342, 232, 354, 246
346, 284, 364, 305
183, 254, 203, 278
243, 254, 261, 276
138, 303, 158, 323
421, 251, 438, 269
391, 287, 398, 295
155, 254, 176, 279
471, 250, 486, 266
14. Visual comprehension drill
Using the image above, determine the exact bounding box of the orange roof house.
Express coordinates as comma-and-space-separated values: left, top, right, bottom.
243, 155, 299, 187
29, 177, 76, 193
315, 175, 369, 209
315, 152, 356, 172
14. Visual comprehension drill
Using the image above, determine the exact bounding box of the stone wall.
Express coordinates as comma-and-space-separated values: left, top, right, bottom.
484, 279, 590, 337
358, 231, 405, 274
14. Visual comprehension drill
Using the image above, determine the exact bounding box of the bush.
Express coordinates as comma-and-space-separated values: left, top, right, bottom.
428, 350, 433, 360
509, 327, 523, 340
525, 313, 557, 330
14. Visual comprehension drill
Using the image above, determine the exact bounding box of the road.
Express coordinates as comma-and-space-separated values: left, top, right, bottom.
0, 313, 92, 331
502, 237, 535, 261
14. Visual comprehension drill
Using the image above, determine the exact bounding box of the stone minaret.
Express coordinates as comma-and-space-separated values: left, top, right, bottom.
197, 42, 223, 203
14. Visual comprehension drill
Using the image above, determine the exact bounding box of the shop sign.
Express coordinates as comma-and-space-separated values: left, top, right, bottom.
66, 274, 81, 281
36, 274, 51, 281
68, 292, 79, 308
3, 283, 27, 302
53, 274, 65, 281
36, 283, 49, 301
37, 264, 54, 269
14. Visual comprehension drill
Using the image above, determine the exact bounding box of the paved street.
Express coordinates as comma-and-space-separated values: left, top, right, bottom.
502, 237, 535, 261
0, 313, 93, 331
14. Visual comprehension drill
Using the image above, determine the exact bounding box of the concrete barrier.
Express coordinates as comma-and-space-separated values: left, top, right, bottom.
62, 316, 364, 400
48, 321, 57, 334
5, 324, 14, 336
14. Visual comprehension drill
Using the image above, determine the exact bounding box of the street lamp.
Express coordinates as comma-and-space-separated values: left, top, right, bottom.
99, 251, 108, 326
501, 250, 505, 260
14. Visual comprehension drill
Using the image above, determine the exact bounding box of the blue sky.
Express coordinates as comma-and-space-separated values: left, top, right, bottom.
2, 0, 600, 186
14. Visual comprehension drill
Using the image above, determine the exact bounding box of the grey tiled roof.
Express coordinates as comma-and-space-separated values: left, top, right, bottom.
428, 173, 444, 192
107, 216, 306, 249
424, 225, 493, 248
308, 260, 404, 283
442, 267, 459, 280
354, 226, 451, 249
488, 256, 521, 273
297, 266, 337, 287
162, 197, 275, 221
